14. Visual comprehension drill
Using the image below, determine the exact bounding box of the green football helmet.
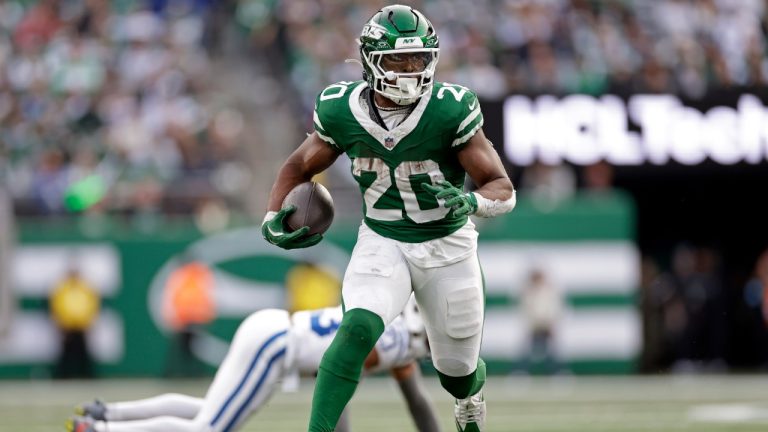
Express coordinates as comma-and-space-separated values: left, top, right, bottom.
359, 4, 439, 106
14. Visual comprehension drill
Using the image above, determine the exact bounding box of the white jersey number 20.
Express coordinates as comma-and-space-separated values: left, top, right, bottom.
352, 158, 450, 224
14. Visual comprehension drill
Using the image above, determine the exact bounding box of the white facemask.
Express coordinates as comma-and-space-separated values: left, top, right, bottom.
364, 48, 439, 106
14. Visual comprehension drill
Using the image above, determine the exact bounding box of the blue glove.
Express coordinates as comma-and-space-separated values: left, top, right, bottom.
261, 206, 323, 249
421, 180, 478, 217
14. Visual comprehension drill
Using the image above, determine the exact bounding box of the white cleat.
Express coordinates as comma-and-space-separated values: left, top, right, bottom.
454, 390, 486, 431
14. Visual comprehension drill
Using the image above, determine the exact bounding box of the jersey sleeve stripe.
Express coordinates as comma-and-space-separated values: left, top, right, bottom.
313, 110, 325, 131
456, 106, 482, 134
452, 118, 484, 147
316, 130, 338, 147
313, 109, 339, 148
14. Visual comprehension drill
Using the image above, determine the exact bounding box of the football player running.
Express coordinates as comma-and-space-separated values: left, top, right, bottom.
261, 4, 516, 432
66, 298, 439, 432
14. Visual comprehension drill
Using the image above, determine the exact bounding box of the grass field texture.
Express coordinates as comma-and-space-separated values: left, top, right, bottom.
1, 375, 768, 431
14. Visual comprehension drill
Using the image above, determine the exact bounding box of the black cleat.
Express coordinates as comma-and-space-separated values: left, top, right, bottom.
74, 399, 107, 421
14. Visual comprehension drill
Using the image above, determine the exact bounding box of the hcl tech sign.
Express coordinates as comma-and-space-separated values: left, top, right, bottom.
503, 94, 768, 166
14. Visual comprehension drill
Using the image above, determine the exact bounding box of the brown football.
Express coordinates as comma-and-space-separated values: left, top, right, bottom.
282, 181, 335, 235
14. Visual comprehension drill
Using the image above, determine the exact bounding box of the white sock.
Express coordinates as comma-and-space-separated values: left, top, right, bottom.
106, 393, 204, 421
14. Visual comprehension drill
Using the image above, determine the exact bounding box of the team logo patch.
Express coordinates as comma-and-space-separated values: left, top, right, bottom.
395, 37, 424, 49
362, 23, 387, 39
384, 136, 395, 149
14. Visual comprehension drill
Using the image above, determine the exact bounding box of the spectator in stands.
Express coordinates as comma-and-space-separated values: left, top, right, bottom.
3, 0, 768, 217
262, 0, 767, 111
0, 0, 240, 218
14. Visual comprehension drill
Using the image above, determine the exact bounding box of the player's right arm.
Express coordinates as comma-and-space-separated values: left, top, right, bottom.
392, 362, 443, 432
266, 78, 354, 213
262, 132, 341, 249
266, 132, 341, 212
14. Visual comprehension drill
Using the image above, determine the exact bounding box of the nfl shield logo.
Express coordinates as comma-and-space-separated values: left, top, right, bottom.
384, 136, 395, 149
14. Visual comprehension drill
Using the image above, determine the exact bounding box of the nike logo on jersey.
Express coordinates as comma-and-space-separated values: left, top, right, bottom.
468, 101, 477, 110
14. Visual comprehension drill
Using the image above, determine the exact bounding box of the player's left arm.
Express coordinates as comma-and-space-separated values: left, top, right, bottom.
457, 127, 516, 209
424, 127, 516, 218
391, 362, 443, 432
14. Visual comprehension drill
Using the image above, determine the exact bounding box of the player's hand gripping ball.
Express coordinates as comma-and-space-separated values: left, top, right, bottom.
262, 182, 334, 250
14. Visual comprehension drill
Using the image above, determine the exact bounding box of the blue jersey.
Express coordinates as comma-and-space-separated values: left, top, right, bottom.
289, 306, 426, 374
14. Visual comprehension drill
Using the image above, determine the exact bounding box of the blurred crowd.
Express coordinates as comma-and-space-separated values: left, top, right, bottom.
3, 0, 767, 218
640, 244, 768, 373
0, 0, 249, 221
640, 244, 727, 373
236, 0, 768, 112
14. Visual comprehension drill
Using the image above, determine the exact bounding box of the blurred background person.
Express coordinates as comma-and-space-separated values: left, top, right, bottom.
517, 160, 576, 211
642, 254, 687, 372
743, 248, 768, 369
161, 261, 216, 378
650, 243, 727, 373
519, 268, 564, 376
638, 255, 665, 373
580, 160, 615, 195
284, 261, 341, 313
48, 265, 100, 379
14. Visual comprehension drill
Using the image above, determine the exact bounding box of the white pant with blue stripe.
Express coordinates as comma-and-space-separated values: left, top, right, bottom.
91, 309, 292, 432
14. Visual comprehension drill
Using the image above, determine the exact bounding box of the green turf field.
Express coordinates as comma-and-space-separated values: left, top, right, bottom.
2, 375, 768, 431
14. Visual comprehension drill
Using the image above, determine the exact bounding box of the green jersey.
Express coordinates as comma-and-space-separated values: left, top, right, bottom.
313, 80, 484, 243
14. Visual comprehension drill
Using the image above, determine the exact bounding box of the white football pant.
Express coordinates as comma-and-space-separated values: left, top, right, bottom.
342, 226, 484, 377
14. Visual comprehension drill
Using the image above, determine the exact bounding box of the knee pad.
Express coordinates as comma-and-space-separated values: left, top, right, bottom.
320, 308, 385, 382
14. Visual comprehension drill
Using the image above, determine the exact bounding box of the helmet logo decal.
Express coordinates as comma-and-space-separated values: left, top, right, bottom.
362, 23, 387, 39
394, 37, 423, 49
